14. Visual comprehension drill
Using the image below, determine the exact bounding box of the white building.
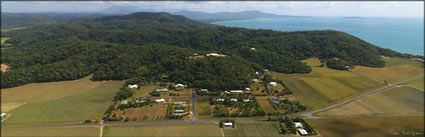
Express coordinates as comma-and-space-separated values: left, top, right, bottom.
175, 83, 184, 87
224, 122, 233, 126
268, 82, 277, 86
252, 79, 259, 83
245, 88, 250, 91
231, 98, 238, 102
243, 99, 251, 102
206, 53, 219, 57
155, 98, 165, 103
255, 71, 259, 75
250, 47, 256, 51
298, 129, 308, 136
1, 113, 6, 119
230, 90, 243, 93
215, 98, 225, 102
295, 122, 303, 128
175, 110, 184, 113
128, 84, 138, 89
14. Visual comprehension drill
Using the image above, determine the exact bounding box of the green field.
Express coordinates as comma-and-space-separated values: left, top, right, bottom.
316, 86, 424, 117
103, 124, 222, 137
271, 58, 383, 110
133, 84, 161, 98
1, 75, 111, 112
353, 57, 424, 83
405, 76, 424, 91
2, 79, 124, 126
307, 116, 424, 137
223, 122, 281, 137
1, 127, 99, 137
1, 37, 9, 45
196, 97, 214, 119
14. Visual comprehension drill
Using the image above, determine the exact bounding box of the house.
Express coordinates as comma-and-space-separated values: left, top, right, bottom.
128, 84, 138, 89
252, 79, 259, 83
175, 110, 185, 113
215, 98, 225, 102
251, 47, 256, 51
175, 83, 185, 87
134, 99, 146, 104
231, 98, 238, 102
200, 89, 209, 93
268, 82, 277, 86
230, 90, 243, 93
295, 122, 303, 128
298, 129, 308, 136
225, 91, 230, 94
272, 101, 280, 104
174, 101, 186, 105
155, 98, 165, 103
206, 53, 219, 57
1, 113, 6, 119
243, 99, 251, 102
245, 88, 250, 91
223, 122, 233, 126
255, 71, 259, 75
193, 53, 198, 56
154, 88, 168, 92
119, 100, 129, 108
264, 69, 269, 72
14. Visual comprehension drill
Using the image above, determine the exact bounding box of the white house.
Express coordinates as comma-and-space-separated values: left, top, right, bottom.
154, 88, 168, 92
243, 99, 251, 102
251, 47, 256, 51
215, 98, 225, 102
231, 98, 238, 102
175, 110, 185, 113
206, 53, 219, 57
252, 79, 259, 83
155, 98, 165, 103
128, 84, 138, 89
245, 88, 250, 91
295, 122, 303, 128
200, 89, 208, 93
255, 71, 259, 75
268, 82, 277, 86
298, 129, 308, 136
230, 90, 243, 93
174, 101, 186, 105
1, 113, 6, 119
175, 83, 184, 87
224, 122, 233, 126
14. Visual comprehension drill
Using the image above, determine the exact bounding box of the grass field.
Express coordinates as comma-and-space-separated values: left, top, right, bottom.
122, 103, 168, 121
1, 75, 110, 112
405, 76, 424, 91
196, 97, 214, 119
307, 116, 424, 137
2, 79, 124, 126
353, 57, 424, 83
223, 122, 281, 137
1, 127, 99, 137
133, 84, 161, 98
271, 58, 383, 110
257, 98, 276, 113
316, 86, 424, 117
1, 37, 9, 45
103, 124, 222, 137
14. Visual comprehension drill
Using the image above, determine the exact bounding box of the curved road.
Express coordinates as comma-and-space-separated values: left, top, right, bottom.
2, 74, 424, 130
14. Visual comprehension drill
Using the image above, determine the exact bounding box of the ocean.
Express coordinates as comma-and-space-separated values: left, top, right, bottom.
213, 17, 424, 56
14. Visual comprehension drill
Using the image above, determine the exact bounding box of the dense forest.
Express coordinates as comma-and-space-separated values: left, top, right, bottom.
1, 12, 420, 89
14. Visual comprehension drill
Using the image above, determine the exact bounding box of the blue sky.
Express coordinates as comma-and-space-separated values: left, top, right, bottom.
1, 1, 423, 17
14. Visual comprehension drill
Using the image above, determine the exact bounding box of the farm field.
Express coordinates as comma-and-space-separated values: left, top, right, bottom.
1, 127, 99, 137
405, 76, 424, 91
315, 86, 424, 117
307, 116, 424, 137
257, 98, 276, 113
271, 58, 383, 110
103, 124, 222, 137
223, 122, 281, 137
353, 57, 424, 83
2, 80, 124, 126
196, 96, 214, 119
1, 75, 110, 112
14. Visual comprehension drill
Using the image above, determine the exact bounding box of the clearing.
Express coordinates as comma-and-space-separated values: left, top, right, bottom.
315, 86, 424, 117
2, 80, 124, 126
353, 57, 424, 83
257, 98, 276, 113
133, 84, 161, 98
307, 116, 424, 137
271, 58, 383, 110
1, 64, 9, 72
405, 76, 424, 91
223, 122, 281, 137
196, 96, 214, 119
103, 123, 222, 137
1, 127, 99, 137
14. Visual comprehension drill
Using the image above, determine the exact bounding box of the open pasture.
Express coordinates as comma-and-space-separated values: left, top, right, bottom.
315, 86, 424, 117
271, 58, 383, 110
133, 84, 161, 98
103, 123, 222, 137
2, 80, 124, 126
257, 98, 276, 113
223, 122, 281, 137
353, 57, 424, 83
195, 96, 214, 119
405, 76, 424, 91
122, 103, 168, 121
307, 116, 424, 137
1, 127, 99, 137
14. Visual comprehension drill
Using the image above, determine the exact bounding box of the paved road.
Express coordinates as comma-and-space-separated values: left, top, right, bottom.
2, 74, 423, 130
297, 74, 425, 118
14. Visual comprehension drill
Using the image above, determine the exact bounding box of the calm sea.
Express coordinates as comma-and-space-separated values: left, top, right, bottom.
213, 17, 424, 56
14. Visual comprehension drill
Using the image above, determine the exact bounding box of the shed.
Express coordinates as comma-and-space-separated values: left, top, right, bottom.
1, 113, 6, 119
298, 129, 308, 136
120, 100, 129, 105
175, 110, 185, 113
243, 99, 251, 102
252, 79, 259, 83
200, 89, 208, 92
223, 122, 233, 126
268, 82, 277, 86
215, 98, 225, 102
128, 84, 138, 89
175, 83, 185, 87
174, 101, 186, 105
155, 98, 165, 103
272, 101, 280, 104
230, 98, 238, 102
230, 90, 243, 93
154, 88, 168, 92
295, 122, 303, 128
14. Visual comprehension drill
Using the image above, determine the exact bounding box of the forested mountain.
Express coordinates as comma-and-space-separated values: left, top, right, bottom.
1, 12, 416, 89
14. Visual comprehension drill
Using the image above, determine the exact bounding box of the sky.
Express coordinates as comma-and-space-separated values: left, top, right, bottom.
1, 1, 424, 17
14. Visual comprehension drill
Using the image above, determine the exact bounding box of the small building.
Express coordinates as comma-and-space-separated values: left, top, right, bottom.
154, 88, 168, 92
298, 129, 308, 136
155, 98, 165, 103
200, 89, 209, 93
223, 122, 233, 126
264, 69, 269, 72
1, 113, 6, 119
175, 83, 185, 87
206, 53, 219, 57
255, 71, 259, 75
251, 47, 256, 51
215, 98, 225, 102
175, 110, 185, 113
230, 98, 238, 102
295, 122, 303, 128
268, 82, 277, 86
135, 99, 145, 104
128, 84, 138, 89
193, 53, 198, 56
119, 100, 129, 108
243, 99, 251, 102
272, 101, 280, 104
245, 88, 250, 91
230, 90, 243, 93
252, 79, 259, 83
174, 101, 186, 105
